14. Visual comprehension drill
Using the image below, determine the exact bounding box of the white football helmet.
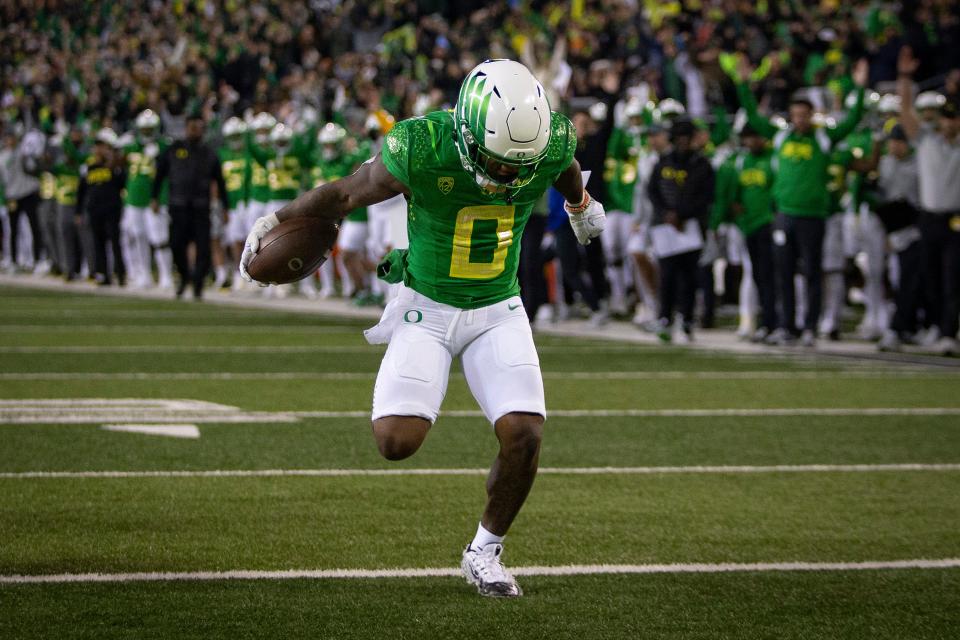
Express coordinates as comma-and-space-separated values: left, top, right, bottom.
254, 112, 277, 144
135, 109, 160, 139
222, 116, 248, 138
845, 90, 880, 111
318, 122, 346, 145
454, 59, 552, 196
269, 123, 293, 150
657, 98, 686, 120
915, 91, 946, 111
878, 94, 901, 115
95, 127, 119, 148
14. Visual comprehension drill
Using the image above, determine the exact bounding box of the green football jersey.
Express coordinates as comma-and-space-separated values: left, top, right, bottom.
123, 138, 166, 207
603, 127, 641, 213
40, 171, 56, 200
827, 146, 854, 215
218, 147, 250, 210
52, 138, 86, 207
381, 110, 576, 309
846, 128, 877, 210
249, 142, 313, 202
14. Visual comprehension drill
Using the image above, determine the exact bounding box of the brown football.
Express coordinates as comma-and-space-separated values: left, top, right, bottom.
246, 217, 340, 285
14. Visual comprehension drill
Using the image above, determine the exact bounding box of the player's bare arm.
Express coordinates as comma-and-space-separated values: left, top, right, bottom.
275, 153, 408, 224
239, 154, 406, 282
552, 157, 584, 204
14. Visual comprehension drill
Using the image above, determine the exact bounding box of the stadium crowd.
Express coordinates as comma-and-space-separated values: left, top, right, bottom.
1, 0, 959, 354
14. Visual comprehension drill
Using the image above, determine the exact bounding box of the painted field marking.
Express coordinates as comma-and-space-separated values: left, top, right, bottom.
287, 408, 960, 419
3, 463, 959, 480
0, 324, 360, 333
1, 370, 957, 381
0, 399, 295, 424
2, 558, 958, 584
0, 345, 722, 354
101, 424, 200, 439
3, 403, 960, 424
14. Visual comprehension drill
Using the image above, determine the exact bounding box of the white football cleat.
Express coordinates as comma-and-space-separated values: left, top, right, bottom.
461, 544, 522, 598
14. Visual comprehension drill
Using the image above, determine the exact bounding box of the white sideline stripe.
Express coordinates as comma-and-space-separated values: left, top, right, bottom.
0, 399, 231, 409
102, 424, 201, 439
0, 325, 359, 333
0, 345, 653, 354
3, 463, 959, 479
288, 407, 960, 419
0, 399, 297, 424
3, 559, 959, 584
1, 370, 956, 381
3, 406, 960, 424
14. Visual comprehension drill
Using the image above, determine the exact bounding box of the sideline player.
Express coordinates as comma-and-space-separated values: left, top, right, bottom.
240, 60, 604, 597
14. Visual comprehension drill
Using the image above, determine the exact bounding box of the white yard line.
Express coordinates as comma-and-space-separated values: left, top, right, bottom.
288, 407, 960, 419
0, 345, 690, 354
3, 405, 960, 424
2, 558, 958, 584
3, 463, 959, 479
0, 324, 359, 333
0, 399, 296, 424
0, 370, 955, 381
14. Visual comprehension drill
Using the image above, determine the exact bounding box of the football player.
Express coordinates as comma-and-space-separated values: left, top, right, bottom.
121, 109, 174, 289
219, 117, 252, 292
241, 60, 604, 597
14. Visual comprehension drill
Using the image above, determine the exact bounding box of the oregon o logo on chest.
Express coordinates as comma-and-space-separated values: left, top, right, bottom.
403, 310, 423, 323
287, 257, 303, 271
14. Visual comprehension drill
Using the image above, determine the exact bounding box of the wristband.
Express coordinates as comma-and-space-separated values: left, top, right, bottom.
564, 191, 591, 215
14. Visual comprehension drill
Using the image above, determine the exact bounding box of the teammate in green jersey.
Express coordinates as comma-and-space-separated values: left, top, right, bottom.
122, 109, 175, 290
240, 60, 604, 598
603, 96, 644, 316
219, 117, 252, 292
245, 112, 276, 239
249, 122, 319, 297
312, 123, 376, 301
842, 92, 889, 340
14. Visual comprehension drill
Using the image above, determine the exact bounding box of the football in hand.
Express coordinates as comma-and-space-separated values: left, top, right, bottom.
246, 217, 339, 285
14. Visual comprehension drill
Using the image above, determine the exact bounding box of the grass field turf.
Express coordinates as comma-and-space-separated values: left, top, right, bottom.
1, 285, 958, 638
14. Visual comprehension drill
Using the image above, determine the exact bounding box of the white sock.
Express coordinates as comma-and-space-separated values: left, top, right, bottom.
470, 522, 504, 550
155, 248, 174, 286
319, 258, 335, 292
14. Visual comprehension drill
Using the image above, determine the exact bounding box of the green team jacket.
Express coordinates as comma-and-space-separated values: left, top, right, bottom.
737, 82, 864, 217
709, 150, 775, 236
380, 110, 577, 309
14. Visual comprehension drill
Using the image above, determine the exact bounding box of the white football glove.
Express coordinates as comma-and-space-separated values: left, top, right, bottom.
239, 212, 279, 285
565, 192, 606, 245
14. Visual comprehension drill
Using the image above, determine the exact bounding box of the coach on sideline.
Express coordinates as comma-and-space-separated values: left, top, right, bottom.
897, 47, 960, 356
151, 113, 228, 300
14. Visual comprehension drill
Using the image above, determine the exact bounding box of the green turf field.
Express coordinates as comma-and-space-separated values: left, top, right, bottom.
1, 285, 958, 639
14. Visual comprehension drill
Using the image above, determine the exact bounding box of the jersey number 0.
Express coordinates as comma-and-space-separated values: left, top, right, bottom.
449, 205, 515, 279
